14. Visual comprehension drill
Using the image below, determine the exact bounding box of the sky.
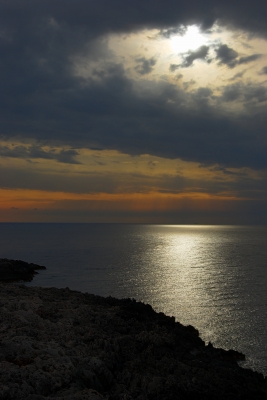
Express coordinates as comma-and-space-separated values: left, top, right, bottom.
0, 0, 266, 224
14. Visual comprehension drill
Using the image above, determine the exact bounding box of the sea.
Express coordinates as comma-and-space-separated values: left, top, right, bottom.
0, 223, 266, 376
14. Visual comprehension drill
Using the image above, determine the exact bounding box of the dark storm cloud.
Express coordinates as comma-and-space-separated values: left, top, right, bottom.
221, 83, 242, 102
2, 0, 266, 38
0, 145, 80, 164
260, 66, 267, 74
0, 59, 266, 169
229, 71, 246, 81
191, 87, 213, 107
221, 82, 267, 103
0, 0, 266, 172
238, 54, 262, 64
134, 57, 157, 75
215, 44, 239, 67
243, 86, 267, 102
0, 166, 119, 194
56, 149, 81, 164
169, 64, 180, 72
159, 26, 187, 39
215, 44, 262, 68
180, 46, 210, 67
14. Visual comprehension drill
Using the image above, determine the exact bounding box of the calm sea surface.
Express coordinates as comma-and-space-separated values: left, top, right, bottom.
0, 223, 266, 375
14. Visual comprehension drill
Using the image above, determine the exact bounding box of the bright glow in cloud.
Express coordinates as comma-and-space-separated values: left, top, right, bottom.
170, 25, 209, 53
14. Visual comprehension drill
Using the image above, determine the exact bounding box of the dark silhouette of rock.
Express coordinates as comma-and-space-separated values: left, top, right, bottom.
0, 258, 46, 281
0, 283, 266, 399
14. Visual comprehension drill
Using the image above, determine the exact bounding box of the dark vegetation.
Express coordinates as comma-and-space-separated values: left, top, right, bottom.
0, 258, 46, 282
0, 261, 266, 399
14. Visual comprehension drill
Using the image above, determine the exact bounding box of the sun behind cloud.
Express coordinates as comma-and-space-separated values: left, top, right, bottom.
170, 25, 209, 53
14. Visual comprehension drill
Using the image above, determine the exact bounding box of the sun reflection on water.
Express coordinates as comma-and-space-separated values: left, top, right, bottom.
119, 225, 266, 374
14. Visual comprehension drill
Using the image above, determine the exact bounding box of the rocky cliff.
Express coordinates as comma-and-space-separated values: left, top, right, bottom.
0, 259, 46, 282
0, 283, 266, 399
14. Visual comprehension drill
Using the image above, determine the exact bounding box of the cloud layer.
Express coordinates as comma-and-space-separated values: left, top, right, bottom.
0, 1, 266, 223
1, 1, 266, 168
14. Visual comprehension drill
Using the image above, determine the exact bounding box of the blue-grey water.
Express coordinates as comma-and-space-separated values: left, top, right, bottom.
0, 223, 266, 376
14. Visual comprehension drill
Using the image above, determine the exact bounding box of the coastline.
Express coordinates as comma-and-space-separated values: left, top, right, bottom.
0, 279, 267, 399
0, 258, 46, 282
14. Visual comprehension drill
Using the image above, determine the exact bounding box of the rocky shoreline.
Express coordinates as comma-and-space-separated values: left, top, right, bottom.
0, 261, 267, 399
0, 259, 46, 282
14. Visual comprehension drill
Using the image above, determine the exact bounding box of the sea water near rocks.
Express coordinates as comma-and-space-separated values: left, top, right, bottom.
0, 223, 266, 376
